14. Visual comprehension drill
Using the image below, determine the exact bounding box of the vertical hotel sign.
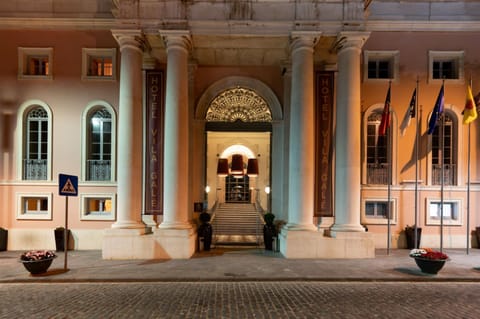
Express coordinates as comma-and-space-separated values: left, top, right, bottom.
145, 70, 164, 215
315, 71, 334, 217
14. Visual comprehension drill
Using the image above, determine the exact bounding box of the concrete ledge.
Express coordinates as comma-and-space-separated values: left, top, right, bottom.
279, 229, 375, 259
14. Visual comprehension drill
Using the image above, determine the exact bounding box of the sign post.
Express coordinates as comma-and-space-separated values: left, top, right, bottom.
58, 174, 78, 271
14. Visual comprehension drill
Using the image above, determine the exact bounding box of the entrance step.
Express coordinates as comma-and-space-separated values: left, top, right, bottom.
212, 203, 264, 245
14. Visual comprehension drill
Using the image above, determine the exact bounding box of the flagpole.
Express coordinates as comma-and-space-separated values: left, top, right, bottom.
467, 117, 471, 254
466, 77, 473, 254
387, 81, 392, 255
440, 81, 445, 253
387, 109, 392, 255
414, 77, 419, 248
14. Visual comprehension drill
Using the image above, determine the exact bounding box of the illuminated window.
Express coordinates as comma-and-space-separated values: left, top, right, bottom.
80, 194, 116, 220
18, 47, 53, 79
82, 48, 116, 81
16, 193, 52, 220
87, 107, 112, 181
426, 199, 461, 226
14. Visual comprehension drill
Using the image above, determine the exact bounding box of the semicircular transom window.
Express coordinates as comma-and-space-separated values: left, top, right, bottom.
205, 87, 272, 122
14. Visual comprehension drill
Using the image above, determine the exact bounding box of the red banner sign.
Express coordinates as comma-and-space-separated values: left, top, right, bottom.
144, 70, 164, 215
315, 71, 334, 217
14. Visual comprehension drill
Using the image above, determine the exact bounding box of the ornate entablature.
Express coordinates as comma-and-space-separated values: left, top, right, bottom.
205, 87, 272, 123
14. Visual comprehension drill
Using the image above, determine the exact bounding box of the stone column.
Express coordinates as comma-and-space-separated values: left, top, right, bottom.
286, 32, 320, 231
158, 30, 192, 230
111, 29, 147, 230
330, 31, 370, 234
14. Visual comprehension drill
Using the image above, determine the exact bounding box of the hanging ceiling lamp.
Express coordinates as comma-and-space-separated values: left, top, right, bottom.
230, 154, 244, 174
246, 158, 259, 177
216, 158, 229, 177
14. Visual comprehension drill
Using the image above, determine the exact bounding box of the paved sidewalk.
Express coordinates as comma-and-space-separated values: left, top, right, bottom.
1, 248, 480, 283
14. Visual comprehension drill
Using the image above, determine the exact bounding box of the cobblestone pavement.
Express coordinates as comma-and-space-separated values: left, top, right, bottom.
1, 282, 479, 319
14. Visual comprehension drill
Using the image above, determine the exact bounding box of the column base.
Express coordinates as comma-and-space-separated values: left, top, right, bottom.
329, 223, 366, 235
158, 221, 193, 230
102, 227, 196, 259
111, 220, 147, 229
279, 229, 375, 259
284, 223, 317, 231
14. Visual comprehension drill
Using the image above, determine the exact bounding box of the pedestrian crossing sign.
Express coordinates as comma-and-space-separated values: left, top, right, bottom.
59, 174, 78, 196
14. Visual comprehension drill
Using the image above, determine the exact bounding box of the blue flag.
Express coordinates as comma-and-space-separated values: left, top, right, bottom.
427, 84, 445, 135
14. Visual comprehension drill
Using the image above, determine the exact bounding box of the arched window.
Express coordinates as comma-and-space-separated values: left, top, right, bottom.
431, 112, 456, 185
86, 107, 113, 181
366, 111, 389, 184
24, 107, 49, 180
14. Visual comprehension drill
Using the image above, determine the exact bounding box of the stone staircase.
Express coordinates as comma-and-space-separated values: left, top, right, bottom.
211, 203, 264, 246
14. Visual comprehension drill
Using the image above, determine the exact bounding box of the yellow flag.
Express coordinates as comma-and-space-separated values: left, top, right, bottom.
463, 85, 478, 124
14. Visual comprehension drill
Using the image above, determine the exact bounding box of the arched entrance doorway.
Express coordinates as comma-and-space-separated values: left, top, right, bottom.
195, 77, 283, 245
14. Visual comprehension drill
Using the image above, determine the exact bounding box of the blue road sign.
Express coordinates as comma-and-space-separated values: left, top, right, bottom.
59, 174, 78, 196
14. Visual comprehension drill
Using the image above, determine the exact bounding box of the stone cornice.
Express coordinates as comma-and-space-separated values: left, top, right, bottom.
0, 18, 116, 30
365, 20, 480, 32
1, 17, 479, 34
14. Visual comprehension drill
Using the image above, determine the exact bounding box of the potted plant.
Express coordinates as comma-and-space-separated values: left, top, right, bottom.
409, 248, 449, 274
19, 250, 57, 275
263, 212, 276, 251
404, 225, 421, 249
198, 212, 212, 251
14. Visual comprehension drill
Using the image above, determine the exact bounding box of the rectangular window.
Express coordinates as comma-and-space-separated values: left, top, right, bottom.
80, 194, 116, 220
364, 51, 399, 81
362, 198, 396, 225
82, 48, 116, 81
426, 199, 461, 226
18, 47, 53, 80
429, 51, 464, 83
16, 193, 52, 220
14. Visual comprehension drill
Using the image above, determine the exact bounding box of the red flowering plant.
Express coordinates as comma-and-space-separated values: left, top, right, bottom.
409, 248, 449, 260
20, 250, 56, 262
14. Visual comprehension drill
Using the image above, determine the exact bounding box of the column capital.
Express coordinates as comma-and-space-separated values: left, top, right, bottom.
111, 29, 146, 53
159, 30, 192, 54
332, 31, 370, 54
290, 31, 321, 55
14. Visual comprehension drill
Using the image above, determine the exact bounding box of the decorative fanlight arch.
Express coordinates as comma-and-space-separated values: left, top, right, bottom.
205, 87, 272, 122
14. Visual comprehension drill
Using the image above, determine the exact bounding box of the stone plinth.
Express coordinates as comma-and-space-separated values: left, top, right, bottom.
279, 229, 375, 259
102, 227, 196, 260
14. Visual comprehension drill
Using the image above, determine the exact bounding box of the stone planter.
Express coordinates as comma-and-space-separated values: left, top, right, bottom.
413, 257, 447, 274
20, 257, 56, 275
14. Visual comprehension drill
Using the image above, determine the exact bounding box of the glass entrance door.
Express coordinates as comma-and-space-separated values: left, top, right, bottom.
225, 175, 250, 203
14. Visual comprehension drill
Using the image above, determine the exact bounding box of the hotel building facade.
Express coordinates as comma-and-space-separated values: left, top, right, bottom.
0, 0, 479, 259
